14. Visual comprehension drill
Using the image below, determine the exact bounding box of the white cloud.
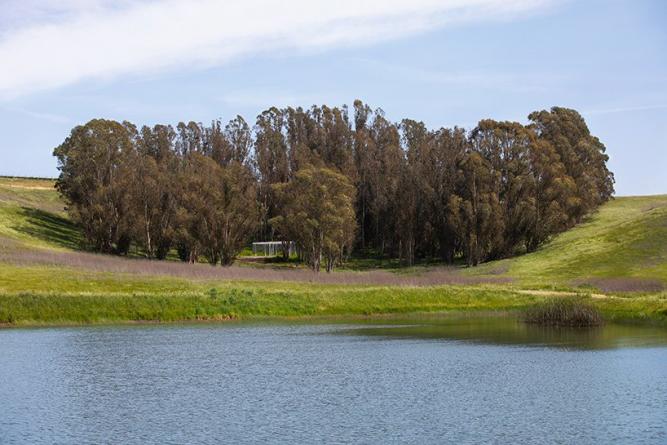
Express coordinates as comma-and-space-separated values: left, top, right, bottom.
0, 0, 557, 99
0, 0, 148, 32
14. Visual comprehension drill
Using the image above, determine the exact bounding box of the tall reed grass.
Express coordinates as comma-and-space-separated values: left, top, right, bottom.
523, 298, 603, 327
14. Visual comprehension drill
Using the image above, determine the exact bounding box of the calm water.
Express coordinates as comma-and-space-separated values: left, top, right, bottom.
1, 318, 666, 444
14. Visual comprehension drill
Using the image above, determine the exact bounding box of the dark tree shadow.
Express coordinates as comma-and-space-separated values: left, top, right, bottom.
14, 207, 82, 250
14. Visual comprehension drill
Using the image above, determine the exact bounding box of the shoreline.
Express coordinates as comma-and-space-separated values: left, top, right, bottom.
1, 287, 665, 329
0, 309, 518, 330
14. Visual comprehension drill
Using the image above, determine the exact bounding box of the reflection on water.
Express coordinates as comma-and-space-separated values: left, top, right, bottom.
0, 319, 666, 444
339, 317, 667, 350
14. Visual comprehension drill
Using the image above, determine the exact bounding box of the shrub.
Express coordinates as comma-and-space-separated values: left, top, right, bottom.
523, 298, 603, 327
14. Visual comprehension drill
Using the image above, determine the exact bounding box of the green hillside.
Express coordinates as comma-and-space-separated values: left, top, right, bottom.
0, 176, 665, 326
474, 195, 667, 291
0, 177, 80, 250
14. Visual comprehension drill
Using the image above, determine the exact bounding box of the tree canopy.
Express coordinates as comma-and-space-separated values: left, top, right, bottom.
54, 103, 614, 271
271, 166, 355, 272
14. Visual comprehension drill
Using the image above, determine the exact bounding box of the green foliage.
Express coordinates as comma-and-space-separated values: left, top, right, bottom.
50, 104, 615, 270
529, 107, 615, 220
176, 154, 259, 265
54, 119, 136, 253
449, 151, 504, 266
271, 166, 356, 272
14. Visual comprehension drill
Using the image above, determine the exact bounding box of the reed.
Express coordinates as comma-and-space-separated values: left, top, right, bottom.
523, 298, 603, 327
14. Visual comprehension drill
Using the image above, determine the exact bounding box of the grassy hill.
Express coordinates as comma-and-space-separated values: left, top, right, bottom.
472, 195, 667, 291
0, 177, 80, 251
0, 176, 665, 326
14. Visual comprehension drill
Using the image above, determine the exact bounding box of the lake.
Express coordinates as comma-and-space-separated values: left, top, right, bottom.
1, 317, 666, 444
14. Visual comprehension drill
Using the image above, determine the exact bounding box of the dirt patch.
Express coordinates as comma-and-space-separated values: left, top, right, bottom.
517, 290, 608, 299
573, 277, 664, 293
0, 245, 510, 287
2, 184, 54, 191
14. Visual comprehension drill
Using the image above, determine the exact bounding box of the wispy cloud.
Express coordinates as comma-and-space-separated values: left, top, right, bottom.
351, 57, 567, 93
3, 106, 72, 124
0, 0, 557, 99
582, 104, 667, 115
0, 1, 148, 32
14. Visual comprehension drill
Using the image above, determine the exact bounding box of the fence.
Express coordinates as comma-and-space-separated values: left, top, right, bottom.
251, 241, 296, 257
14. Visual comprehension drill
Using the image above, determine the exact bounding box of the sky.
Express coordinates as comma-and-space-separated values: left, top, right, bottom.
0, 0, 665, 196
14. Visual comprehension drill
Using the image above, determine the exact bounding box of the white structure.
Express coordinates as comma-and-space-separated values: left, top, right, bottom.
251, 241, 295, 257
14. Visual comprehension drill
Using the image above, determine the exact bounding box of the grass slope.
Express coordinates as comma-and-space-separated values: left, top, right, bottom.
473, 195, 667, 290
0, 177, 79, 249
0, 177, 665, 326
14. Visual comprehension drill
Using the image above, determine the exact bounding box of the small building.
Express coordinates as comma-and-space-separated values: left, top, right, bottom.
251, 241, 295, 257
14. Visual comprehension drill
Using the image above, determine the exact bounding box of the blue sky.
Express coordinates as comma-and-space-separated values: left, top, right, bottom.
0, 0, 665, 196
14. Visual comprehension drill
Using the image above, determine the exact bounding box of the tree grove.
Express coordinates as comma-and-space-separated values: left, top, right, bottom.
53, 103, 614, 270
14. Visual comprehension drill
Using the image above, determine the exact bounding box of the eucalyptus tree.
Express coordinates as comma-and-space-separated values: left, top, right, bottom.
311, 104, 356, 179
129, 124, 179, 259
175, 121, 204, 156
52, 103, 614, 270
449, 151, 504, 266
471, 120, 537, 257
285, 106, 317, 173
254, 107, 290, 242
430, 126, 468, 262
352, 100, 374, 249
528, 107, 614, 224
271, 166, 356, 272
525, 138, 576, 250
224, 115, 253, 166
53, 119, 135, 254
365, 109, 403, 256
396, 118, 432, 265
175, 153, 259, 265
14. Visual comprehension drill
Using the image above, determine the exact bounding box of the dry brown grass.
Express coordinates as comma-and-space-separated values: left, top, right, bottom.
0, 177, 55, 189
2, 184, 54, 190
574, 277, 664, 293
0, 236, 19, 250
0, 245, 509, 286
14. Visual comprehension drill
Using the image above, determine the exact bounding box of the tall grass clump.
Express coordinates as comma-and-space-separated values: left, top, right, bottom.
523, 298, 603, 327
